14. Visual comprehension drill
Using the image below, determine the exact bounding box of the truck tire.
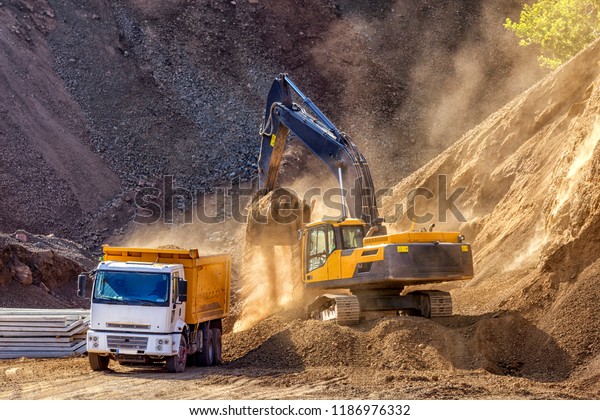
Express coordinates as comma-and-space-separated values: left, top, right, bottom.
211, 328, 222, 365
166, 335, 188, 373
187, 331, 198, 367
196, 328, 214, 367
88, 353, 110, 371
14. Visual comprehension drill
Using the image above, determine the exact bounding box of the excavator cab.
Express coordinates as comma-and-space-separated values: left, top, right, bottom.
302, 219, 367, 286
305, 223, 335, 273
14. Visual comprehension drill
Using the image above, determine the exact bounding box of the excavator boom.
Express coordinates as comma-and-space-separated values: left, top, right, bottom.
257, 74, 381, 227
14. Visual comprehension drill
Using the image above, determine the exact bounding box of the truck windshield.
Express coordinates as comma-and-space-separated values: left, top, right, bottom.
93, 271, 170, 306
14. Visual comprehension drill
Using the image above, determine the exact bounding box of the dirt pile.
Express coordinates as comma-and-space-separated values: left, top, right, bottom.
0, 231, 94, 308
224, 310, 570, 383
379, 39, 600, 375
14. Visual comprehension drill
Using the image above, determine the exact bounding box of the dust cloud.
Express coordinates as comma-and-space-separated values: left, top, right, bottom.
505, 222, 548, 271
116, 222, 227, 255
311, 0, 544, 187
233, 245, 303, 333
551, 117, 600, 217
233, 187, 308, 333
419, 4, 544, 150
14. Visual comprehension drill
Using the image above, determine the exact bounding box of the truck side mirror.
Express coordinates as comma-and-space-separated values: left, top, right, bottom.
77, 274, 87, 298
178, 278, 187, 302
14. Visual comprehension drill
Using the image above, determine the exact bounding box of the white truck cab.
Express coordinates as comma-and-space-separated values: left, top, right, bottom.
86, 261, 188, 366
79, 247, 231, 373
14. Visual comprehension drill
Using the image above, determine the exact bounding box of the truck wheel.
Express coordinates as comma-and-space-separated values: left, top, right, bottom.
166, 335, 188, 373
186, 332, 198, 367
196, 328, 214, 367
211, 328, 222, 365
88, 353, 110, 371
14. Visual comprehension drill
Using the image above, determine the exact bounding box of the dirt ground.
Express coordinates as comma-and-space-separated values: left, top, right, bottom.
0, 314, 595, 400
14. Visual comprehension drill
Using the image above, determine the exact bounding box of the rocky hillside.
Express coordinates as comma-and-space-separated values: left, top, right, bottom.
0, 0, 120, 239
1, 0, 543, 244
0, 231, 94, 308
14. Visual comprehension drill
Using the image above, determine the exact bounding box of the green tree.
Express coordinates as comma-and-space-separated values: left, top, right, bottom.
505, 0, 600, 69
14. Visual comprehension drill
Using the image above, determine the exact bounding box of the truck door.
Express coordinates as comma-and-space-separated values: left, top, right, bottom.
170, 271, 184, 325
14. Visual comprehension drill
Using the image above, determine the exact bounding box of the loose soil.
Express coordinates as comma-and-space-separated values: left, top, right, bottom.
0, 311, 595, 399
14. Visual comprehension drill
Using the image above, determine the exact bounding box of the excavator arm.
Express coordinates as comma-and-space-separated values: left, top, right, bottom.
257, 74, 382, 228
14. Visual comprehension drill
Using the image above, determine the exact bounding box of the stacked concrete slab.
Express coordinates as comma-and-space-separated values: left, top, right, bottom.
0, 308, 90, 358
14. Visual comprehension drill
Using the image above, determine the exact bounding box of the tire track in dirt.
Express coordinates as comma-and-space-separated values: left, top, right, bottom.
1, 357, 596, 399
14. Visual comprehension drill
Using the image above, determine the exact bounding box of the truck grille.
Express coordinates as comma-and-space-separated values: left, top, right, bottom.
106, 323, 151, 330
107, 335, 148, 351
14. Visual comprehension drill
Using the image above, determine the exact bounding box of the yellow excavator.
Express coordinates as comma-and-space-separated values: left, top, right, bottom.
247, 74, 473, 324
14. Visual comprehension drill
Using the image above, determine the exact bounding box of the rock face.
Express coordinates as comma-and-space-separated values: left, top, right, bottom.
11, 260, 32, 285
0, 232, 94, 308
0, 1, 120, 242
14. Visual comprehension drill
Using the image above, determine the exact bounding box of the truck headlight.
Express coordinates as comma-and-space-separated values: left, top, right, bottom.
155, 338, 167, 351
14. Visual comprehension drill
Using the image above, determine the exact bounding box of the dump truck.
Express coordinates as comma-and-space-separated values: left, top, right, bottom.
77, 246, 231, 373
247, 74, 474, 324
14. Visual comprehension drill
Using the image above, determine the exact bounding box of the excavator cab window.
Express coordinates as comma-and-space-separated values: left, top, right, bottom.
341, 225, 364, 249
306, 225, 335, 272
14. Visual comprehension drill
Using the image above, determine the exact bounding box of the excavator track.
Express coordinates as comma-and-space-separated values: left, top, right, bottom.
308, 294, 360, 326
424, 291, 453, 317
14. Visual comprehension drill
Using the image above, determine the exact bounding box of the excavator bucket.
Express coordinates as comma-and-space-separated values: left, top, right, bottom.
245, 188, 311, 247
